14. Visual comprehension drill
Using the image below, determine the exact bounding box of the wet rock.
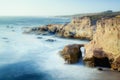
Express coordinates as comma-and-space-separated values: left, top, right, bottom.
47, 24, 59, 33
37, 37, 42, 39
5, 41, 9, 43
98, 68, 103, 71
40, 26, 48, 32
6, 26, 10, 28
2, 37, 8, 39
118, 68, 120, 72
11, 26, 14, 28
42, 33, 49, 36
111, 55, 120, 71
12, 30, 15, 32
60, 44, 84, 64
45, 39, 56, 42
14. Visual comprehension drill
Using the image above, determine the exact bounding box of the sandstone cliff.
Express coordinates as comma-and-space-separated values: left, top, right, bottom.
60, 17, 95, 40
84, 17, 120, 71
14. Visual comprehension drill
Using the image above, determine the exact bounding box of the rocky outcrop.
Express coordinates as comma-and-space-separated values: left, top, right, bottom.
23, 16, 96, 40
60, 44, 84, 64
23, 25, 58, 35
62, 17, 95, 40
84, 17, 120, 71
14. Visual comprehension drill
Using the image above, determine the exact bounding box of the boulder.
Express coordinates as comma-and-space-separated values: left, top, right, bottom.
60, 44, 84, 64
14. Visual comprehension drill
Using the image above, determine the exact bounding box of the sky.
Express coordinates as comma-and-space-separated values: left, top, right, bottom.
0, 0, 120, 16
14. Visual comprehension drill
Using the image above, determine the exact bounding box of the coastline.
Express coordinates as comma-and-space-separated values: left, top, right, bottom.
23, 15, 120, 72
0, 16, 120, 80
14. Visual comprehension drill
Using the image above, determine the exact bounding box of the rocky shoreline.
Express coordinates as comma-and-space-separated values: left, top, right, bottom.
23, 16, 120, 71
23, 16, 96, 40
60, 16, 120, 72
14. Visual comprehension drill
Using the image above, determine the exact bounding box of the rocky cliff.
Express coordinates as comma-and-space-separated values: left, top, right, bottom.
23, 16, 96, 40
23, 15, 120, 71
84, 17, 120, 71
60, 17, 95, 40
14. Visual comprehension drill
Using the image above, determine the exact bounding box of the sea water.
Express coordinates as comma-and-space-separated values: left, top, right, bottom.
0, 17, 119, 80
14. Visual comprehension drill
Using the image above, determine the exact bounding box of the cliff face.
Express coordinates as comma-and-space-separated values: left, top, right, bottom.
23, 17, 96, 40
84, 17, 120, 70
62, 17, 95, 40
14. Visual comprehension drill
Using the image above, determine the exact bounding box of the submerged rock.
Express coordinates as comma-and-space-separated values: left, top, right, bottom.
37, 37, 42, 39
2, 37, 8, 39
5, 41, 9, 43
84, 17, 120, 71
60, 44, 84, 64
12, 30, 15, 32
45, 39, 56, 42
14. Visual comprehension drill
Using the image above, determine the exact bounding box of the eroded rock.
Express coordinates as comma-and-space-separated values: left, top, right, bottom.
84, 17, 120, 70
23, 16, 97, 40
60, 44, 84, 64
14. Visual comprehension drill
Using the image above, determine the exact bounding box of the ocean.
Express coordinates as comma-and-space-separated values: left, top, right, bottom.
0, 17, 119, 80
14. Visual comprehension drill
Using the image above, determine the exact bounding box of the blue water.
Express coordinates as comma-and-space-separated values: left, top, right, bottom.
0, 17, 119, 80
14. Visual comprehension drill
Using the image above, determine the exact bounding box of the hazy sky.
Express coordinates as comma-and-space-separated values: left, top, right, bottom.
0, 0, 120, 16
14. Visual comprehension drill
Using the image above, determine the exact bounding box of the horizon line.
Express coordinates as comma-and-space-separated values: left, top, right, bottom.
0, 10, 119, 17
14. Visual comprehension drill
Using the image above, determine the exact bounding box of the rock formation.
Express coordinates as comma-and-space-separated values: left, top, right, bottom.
63, 17, 95, 40
60, 44, 84, 64
23, 16, 96, 40
84, 17, 120, 71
